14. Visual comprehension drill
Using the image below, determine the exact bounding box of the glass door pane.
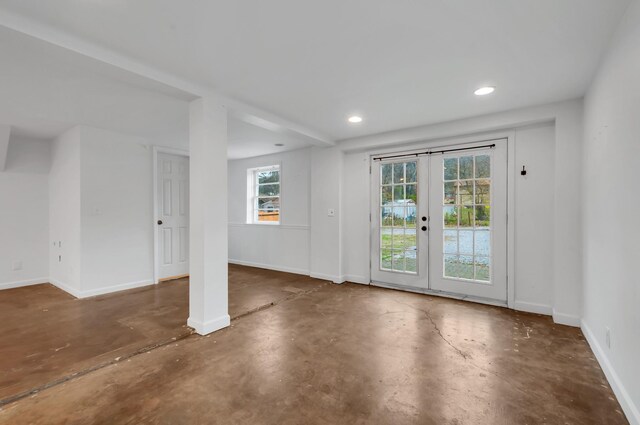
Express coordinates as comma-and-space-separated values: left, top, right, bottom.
379, 161, 418, 274
441, 155, 492, 282
371, 157, 428, 289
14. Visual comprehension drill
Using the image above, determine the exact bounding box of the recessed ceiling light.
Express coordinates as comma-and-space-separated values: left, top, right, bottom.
474, 86, 495, 96
348, 115, 363, 124
274, 143, 284, 147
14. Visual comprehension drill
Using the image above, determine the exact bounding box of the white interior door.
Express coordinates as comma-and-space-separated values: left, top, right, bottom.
370, 157, 429, 289
157, 153, 189, 280
428, 141, 508, 302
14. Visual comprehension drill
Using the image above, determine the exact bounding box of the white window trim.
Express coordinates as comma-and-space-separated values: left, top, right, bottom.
246, 164, 281, 225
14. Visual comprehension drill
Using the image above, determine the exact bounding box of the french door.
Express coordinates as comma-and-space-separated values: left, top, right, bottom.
370, 140, 507, 303
370, 157, 429, 289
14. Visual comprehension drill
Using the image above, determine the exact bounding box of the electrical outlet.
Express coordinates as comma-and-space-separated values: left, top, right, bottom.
12, 260, 23, 271
605, 327, 611, 349
327, 208, 335, 217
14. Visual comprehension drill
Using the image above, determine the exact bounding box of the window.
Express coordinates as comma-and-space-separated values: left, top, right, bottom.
247, 165, 280, 224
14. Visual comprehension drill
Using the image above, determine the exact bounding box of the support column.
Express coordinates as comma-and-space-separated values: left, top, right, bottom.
187, 97, 230, 335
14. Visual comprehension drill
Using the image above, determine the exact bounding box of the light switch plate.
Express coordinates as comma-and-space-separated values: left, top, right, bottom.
12, 260, 23, 271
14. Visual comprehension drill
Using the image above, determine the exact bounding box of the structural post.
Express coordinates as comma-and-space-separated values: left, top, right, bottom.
187, 96, 230, 335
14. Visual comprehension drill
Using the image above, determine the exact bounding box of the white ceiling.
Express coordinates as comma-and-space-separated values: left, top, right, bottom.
0, 26, 191, 147
0, 26, 304, 159
0, 0, 630, 142
228, 119, 314, 159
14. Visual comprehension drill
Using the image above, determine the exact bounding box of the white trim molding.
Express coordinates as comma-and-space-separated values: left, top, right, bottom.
229, 259, 309, 276
187, 315, 230, 336
552, 309, 581, 327
49, 278, 82, 298
0, 277, 49, 291
79, 280, 155, 299
343, 275, 369, 285
582, 320, 640, 425
310, 272, 344, 284
514, 301, 553, 316
49, 278, 155, 299
228, 222, 310, 231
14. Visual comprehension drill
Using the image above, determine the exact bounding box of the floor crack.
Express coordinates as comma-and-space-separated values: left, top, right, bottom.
393, 299, 470, 360
390, 298, 543, 401
0, 281, 329, 409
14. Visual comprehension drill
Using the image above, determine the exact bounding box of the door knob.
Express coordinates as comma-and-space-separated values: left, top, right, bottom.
157, 220, 163, 225
421, 226, 427, 231
421, 216, 427, 221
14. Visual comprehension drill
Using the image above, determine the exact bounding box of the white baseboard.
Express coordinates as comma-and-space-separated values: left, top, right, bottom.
514, 301, 553, 316
49, 278, 82, 298
310, 272, 343, 284
79, 279, 154, 298
50, 278, 154, 299
229, 259, 309, 276
0, 277, 49, 291
552, 309, 581, 327
343, 275, 370, 285
229, 261, 364, 286
187, 315, 230, 335
582, 320, 640, 425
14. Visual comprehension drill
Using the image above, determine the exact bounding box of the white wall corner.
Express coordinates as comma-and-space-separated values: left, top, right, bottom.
343, 275, 370, 285
0, 125, 11, 171
513, 301, 553, 316
187, 315, 231, 336
551, 309, 581, 327
310, 272, 343, 284
49, 278, 82, 299
581, 320, 640, 425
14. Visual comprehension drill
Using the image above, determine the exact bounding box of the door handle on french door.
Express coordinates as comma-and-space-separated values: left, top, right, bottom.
421, 216, 427, 221
157, 220, 163, 225
421, 226, 427, 231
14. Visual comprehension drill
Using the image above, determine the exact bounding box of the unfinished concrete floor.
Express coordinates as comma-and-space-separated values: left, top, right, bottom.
0, 264, 320, 403
0, 266, 627, 424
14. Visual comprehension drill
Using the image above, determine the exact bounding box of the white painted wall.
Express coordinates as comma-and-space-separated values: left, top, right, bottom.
79, 126, 154, 296
0, 137, 50, 288
342, 151, 370, 284
310, 146, 343, 282
228, 148, 311, 275
48, 127, 82, 294
4, 136, 51, 174
339, 100, 583, 323
341, 123, 558, 308
513, 124, 555, 314
230, 103, 580, 323
582, 1, 640, 423
47, 125, 157, 297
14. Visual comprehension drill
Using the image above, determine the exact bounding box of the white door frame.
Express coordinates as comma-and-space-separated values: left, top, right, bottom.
368, 130, 517, 309
152, 146, 190, 284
